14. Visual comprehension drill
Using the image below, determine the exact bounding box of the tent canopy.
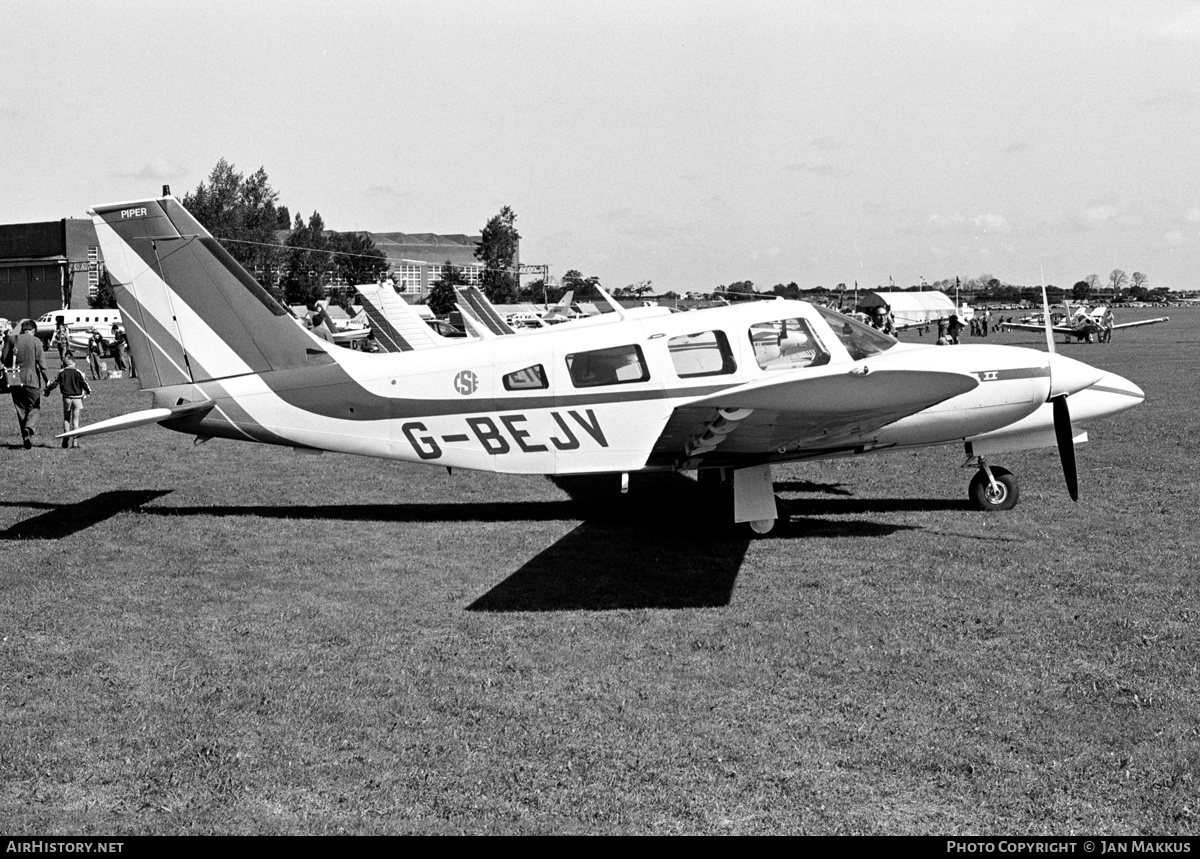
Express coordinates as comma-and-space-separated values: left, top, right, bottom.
855, 291, 957, 328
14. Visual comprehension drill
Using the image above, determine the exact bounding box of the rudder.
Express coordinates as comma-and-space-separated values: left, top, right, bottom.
91, 196, 331, 390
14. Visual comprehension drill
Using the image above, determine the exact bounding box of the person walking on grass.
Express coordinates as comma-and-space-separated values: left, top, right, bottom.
44, 356, 91, 449
2, 319, 50, 449
51, 316, 73, 366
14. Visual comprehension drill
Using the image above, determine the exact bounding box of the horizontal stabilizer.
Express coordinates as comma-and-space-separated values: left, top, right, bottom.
58, 400, 215, 440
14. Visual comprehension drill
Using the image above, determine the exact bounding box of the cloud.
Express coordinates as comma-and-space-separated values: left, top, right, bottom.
599, 206, 634, 221
1185, 207, 1200, 223
810, 135, 847, 151
749, 246, 781, 260
116, 158, 184, 180
1146, 89, 1196, 110
928, 213, 1009, 232
782, 161, 840, 176
1082, 203, 1119, 224
928, 213, 967, 230
973, 213, 1010, 233
365, 184, 408, 198
1152, 5, 1200, 43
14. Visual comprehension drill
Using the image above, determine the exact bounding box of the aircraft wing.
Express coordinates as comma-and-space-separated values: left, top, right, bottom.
1111, 316, 1169, 330
647, 363, 980, 466
999, 322, 1074, 334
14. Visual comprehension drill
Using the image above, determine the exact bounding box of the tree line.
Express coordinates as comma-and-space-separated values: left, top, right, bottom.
92, 159, 584, 315
94, 161, 1166, 315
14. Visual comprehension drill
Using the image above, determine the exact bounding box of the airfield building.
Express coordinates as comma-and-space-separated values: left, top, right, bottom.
0, 218, 102, 319
275, 229, 514, 300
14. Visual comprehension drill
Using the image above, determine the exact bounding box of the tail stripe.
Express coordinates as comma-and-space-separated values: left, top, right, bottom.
92, 198, 331, 384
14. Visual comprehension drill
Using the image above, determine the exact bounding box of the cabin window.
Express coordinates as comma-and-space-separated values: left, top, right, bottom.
566, 344, 649, 387
812, 306, 897, 360
748, 318, 830, 370
503, 364, 548, 391
668, 330, 736, 378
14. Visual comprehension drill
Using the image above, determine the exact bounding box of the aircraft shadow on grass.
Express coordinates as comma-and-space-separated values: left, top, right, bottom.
1, 475, 950, 611
466, 474, 931, 612
0, 489, 173, 540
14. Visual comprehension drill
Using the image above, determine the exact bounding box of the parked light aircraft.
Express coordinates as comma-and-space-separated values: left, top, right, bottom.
1000, 304, 1169, 343
68, 196, 1146, 534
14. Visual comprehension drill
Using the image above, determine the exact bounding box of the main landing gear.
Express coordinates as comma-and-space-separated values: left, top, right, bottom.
697, 464, 784, 535
733, 463, 782, 535
968, 459, 1019, 511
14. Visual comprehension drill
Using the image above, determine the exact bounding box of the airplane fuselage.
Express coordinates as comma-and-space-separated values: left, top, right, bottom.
146, 299, 1130, 476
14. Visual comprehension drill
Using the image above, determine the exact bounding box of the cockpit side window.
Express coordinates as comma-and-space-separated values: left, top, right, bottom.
566, 344, 650, 387
748, 318, 830, 370
668, 330, 736, 377
813, 306, 897, 360
503, 364, 548, 390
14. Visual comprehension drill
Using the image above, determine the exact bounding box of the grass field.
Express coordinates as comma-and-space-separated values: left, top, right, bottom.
1, 307, 1197, 834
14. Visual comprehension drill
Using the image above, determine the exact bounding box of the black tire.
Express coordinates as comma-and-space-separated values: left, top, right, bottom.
969, 466, 1019, 511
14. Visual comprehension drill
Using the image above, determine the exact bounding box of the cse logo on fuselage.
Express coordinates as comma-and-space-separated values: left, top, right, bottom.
454, 370, 478, 396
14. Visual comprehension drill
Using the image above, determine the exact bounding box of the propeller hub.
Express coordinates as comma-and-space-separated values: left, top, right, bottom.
1046, 352, 1105, 399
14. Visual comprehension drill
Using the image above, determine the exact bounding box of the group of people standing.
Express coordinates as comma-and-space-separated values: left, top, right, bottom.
1, 315, 129, 450
49, 318, 130, 380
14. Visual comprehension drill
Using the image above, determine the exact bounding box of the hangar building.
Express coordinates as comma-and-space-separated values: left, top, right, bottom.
0, 217, 102, 321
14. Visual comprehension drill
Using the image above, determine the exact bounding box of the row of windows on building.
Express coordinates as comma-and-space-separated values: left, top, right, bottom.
249, 263, 487, 294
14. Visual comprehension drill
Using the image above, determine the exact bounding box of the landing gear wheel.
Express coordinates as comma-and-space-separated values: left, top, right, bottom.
748, 518, 776, 535
969, 466, 1019, 512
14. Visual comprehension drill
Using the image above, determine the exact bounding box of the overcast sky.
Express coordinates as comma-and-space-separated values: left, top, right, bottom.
2, 0, 1197, 293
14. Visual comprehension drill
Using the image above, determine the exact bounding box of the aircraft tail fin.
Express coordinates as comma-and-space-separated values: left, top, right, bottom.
454, 286, 515, 335
455, 303, 497, 340
91, 196, 332, 390
553, 289, 574, 312
356, 284, 447, 352
594, 284, 628, 320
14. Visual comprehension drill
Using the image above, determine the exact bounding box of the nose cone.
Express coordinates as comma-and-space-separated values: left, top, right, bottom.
1095, 371, 1145, 405
1047, 352, 1106, 399
1063, 369, 1144, 424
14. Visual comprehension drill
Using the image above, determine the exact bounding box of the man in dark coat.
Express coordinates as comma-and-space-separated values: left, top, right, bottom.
2, 319, 50, 449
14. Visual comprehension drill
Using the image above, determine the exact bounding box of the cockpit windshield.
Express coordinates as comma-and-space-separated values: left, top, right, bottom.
813, 306, 898, 361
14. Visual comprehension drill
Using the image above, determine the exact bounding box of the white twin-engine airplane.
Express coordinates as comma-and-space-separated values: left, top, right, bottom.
69, 196, 1145, 534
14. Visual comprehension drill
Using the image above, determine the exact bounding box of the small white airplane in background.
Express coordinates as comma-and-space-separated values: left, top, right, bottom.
539, 290, 578, 324
1000, 303, 1169, 343
69, 196, 1145, 534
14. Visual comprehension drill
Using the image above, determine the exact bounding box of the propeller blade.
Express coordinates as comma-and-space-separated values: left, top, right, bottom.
1052, 394, 1078, 501
1040, 269, 1056, 355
